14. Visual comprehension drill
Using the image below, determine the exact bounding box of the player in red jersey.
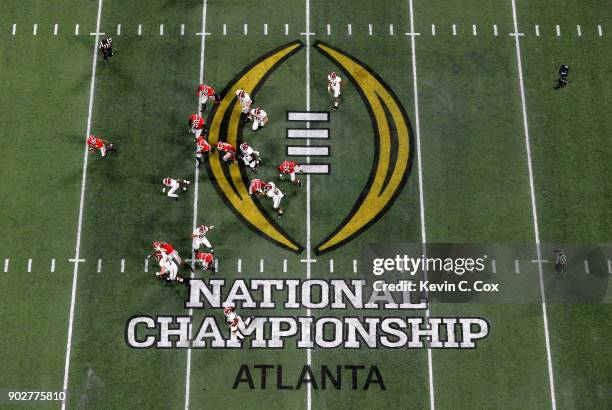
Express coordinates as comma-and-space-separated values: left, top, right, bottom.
87, 135, 116, 158
148, 241, 193, 272
188, 113, 207, 139
196, 84, 221, 111
195, 251, 215, 272
278, 160, 303, 186
194, 136, 214, 168
216, 141, 237, 163
248, 178, 266, 197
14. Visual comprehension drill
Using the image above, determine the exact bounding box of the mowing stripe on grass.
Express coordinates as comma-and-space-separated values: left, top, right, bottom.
185, 2, 208, 410
510, 1, 557, 408
408, 0, 435, 408
62, 1, 104, 408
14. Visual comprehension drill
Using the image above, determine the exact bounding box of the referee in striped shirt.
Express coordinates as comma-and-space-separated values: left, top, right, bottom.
99, 37, 114, 62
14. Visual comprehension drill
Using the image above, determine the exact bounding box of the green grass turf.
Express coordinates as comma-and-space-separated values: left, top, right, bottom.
0, 0, 609, 409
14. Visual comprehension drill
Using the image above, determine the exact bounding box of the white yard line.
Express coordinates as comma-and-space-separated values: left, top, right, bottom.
348, 23, 352, 35
329, 259, 334, 273
237, 258, 242, 272
33, 24, 37, 35
12, 24, 16, 35
51, 258, 56, 273
408, 1, 435, 408
27, 258, 32, 272
597, 25, 603, 36
510, 1, 557, 409
160, 24, 164, 36
576, 25, 581, 37
352, 259, 357, 273
494, 24, 498, 36
369, 23, 373, 36
244, 23, 248, 36
259, 259, 265, 273
75, 24, 80, 35
305, 2, 313, 410
181, 24, 185, 36
116, 24, 121, 35
138, 24, 142, 36
431, 24, 436, 36
556, 24, 561, 37
120, 258, 125, 273
452, 23, 457, 36
285, 23, 289, 36
61, 1, 103, 408
184, 2, 207, 410
3, 259, 8, 272
54, 24, 59, 36
144, 258, 149, 273
97, 258, 102, 273
535, 24, 540, 36
283, 259, 287, 273
264, 23, 268, 35
389, 24, 394, 36
472, 24, 477, 36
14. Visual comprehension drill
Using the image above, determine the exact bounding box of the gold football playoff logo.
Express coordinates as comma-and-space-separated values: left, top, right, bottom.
206, 40, 412, 255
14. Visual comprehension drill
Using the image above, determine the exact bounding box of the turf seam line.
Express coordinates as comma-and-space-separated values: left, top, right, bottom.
510, 2, 557, 407
62, 1, 103, 408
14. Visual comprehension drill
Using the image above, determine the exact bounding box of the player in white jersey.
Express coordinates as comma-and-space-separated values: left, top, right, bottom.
264, 182, 285, 217
327, 71, 343, 110
239, 142, 262, 173
223, 306, 254, 342
162, 177, 190, 200
248, 106, 268, 131
235, 89, 253, 123
154, 252, 184, 283
191, 224, 214, 253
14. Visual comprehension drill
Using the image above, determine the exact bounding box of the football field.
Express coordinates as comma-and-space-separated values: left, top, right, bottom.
0, 0, 610, 409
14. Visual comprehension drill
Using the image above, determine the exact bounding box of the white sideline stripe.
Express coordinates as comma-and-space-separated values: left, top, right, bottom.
244, 23, 247, 35
301, 164, 329, 174
33, 24, 38, 35
181, 24, 185, 35
120, 259, 125, 273
237, 258, 242, 273
288, 111, 328, 121
259, 259, 264, 273
556, 24, 560, 36
491, 259, 496, 274
472, 24, 477, 36
408, 1, 434, 408
577, 25, 581, 37
54, 24, 59, 36
368, 24, 373, 36
97, 259, 102, 273
62, 1, 103, 408
160, 24, 164, 36
4, 259, 8, 272
493, 24, 498, 36
51, 259, 56, 273
285, 23, 289, 36
264, 23, 268, 35
390, 24, 394, 36
116, 24, 121, 35
288, 146, 328, 156
223, 24, 227, 35
431, 24, 436, 36
287, 129, 329, 139
348, 23, 352, 35
514, 259, 520, 273
598, 25, 603, 36
584, 260, 590, 274
27, 259, 32, 273
535, 24, 540, 36
75, 24, 79, 35
138, 24, 142, 35
452, 23, 457, 36
327, 24, 331, 35
352, 259, 357, 273
329, 259, 334, 273
305, 2, 313, 410
283, 259, 287, 273
144, 258, 149, 273
510, 2, 556, 409
185, 2, 207, 409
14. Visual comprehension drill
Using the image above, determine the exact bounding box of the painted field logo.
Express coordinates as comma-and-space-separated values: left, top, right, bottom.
206, 40, 412, 255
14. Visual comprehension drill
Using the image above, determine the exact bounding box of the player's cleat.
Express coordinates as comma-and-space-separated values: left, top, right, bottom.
298, 180, 302, 187
183, 187, 187, 191
209, 248, 214, 254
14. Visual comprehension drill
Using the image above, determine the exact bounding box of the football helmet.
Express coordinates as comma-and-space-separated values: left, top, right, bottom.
163, 177, 172, 186
152, 241, 160, 249
240, 142, 249, 152
223, 306, 235, 315
236, 89, 245, 98
87, 135, 96, 145
329, 71, 337, 79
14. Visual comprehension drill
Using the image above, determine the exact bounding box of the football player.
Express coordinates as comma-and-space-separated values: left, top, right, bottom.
87, 135, 117, 158
162, 177, 190, 200
98, 37, 114, 62
278, 160, 302, 187
195, 136, 214, 168
195, 251, 215, 272
327, 71, 344, 110
216, 141, 237, 163
554, 64, 569, 89
248, 106, 268, 131
188, 113, 207, 139
239, 142, 262, 173
235, 89, 253, 122
192, 224, 215, 254
264, 182, 285, 217
223, 306, 254, 342
149, 241, 193, 272
554, 248, 568, 275
248, 178, 266, 197
196, 84, 221, 111
153, 252, 185, 283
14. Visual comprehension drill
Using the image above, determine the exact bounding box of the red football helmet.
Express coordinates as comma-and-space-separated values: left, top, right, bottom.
87, 135, 96, 145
